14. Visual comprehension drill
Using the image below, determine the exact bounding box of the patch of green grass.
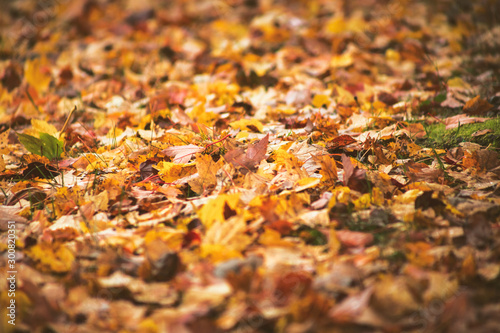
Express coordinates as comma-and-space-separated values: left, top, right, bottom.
418, 117, 500, 149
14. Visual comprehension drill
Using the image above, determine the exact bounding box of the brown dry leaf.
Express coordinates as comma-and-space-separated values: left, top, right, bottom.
188, 153, 224, 194
377, 91, 398, 106
0, 129, 9, 155
342, 154, 369, 192
441, 92, 464, 108
471, 129, 492, 137
224, 133, 269, 170
371, 276, 422, 320
406, 161, 444, 183
313, 154, 338, 185
395, 122, 427, 139
326, 134, 357, 149
444, 114, 490, 129
476, 149, 500, 171
463, 95, 493, 115
0, 205, 27, 231
464, 212, 493, 248
43, 215, 82, 242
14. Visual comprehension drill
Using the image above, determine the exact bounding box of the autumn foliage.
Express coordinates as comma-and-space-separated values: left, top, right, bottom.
0, 0, 500, 332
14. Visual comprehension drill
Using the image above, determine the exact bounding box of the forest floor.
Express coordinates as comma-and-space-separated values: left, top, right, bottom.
1, 0, 500, 332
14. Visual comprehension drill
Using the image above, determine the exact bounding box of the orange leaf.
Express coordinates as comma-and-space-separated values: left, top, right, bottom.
463, 95, 493, 115
326, 135, 357, 150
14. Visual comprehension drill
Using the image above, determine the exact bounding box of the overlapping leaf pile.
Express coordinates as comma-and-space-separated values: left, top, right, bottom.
1, 0, 499, 332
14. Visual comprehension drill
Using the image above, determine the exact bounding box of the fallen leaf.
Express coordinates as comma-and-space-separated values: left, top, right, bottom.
224, 134, 269, 171
336, 230, 374, 248
25, 243, 75, 273
463, 95, 493, 115
342, 154, 369, 192
444, 114, 490, 130
471, 129, 492, 137
329, 287, 373, 322
326, 135, 357, 150
24, 56, 52, 94
188, 153, 224, 194
162, 144, 204, 163
229, 118, 264, 132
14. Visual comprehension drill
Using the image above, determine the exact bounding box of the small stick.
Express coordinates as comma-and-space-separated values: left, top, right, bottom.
59, 106, 77, 139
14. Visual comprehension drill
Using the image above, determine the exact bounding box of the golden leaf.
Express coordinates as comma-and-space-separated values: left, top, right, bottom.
188, 153, 224, 194
155, 161, 196, 183
24, 56, 52, 94
197, 193, 242, 229
26, 243, 75, 273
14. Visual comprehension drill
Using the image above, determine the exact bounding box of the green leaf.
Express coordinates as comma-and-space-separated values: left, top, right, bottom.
17, 133, 43, 156
39, 133, 64, 160
434, 93, 446, 103
17, 132, 63, 160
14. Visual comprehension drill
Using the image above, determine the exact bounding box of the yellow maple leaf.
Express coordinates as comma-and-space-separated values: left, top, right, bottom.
353, 193, 371, 210
447, 77, 471, 90
26, 242, 75, 273
197, 193, 242, 229
331, 53, 354, 68
327, 186, 351, 208
144, 228, 185, 252
385, 49, 401, 61
272, 149, 307, 177
188, 103, 217, 126
315, 155, 338, 185
200, 244, 243, 263
155, 161, 196, 183
258, 227, 295, 247
229, 118, 264, 132
405, 242, 436, 267
325, 16, 346, 34
202, 216, 253, 260
24, 56, 52, 94
188, 153, 224, 194
24, 118, 59, 138
32, 119, 58, 136
275, 191, 310, 218
312, 94, 331, 108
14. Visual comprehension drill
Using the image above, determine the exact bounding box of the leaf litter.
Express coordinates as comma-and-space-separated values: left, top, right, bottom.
0, 0, 500, 332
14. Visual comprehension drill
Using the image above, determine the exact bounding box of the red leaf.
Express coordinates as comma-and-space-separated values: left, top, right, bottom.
224, 134, 269, 170
342, 154, 369, 192
327, 135, 357, 150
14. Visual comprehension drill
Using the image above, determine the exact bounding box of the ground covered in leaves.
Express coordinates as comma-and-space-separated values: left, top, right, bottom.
1, 0, 500, 332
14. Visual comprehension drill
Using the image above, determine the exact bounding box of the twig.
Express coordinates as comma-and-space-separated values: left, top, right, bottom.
59, 105, 77, 139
